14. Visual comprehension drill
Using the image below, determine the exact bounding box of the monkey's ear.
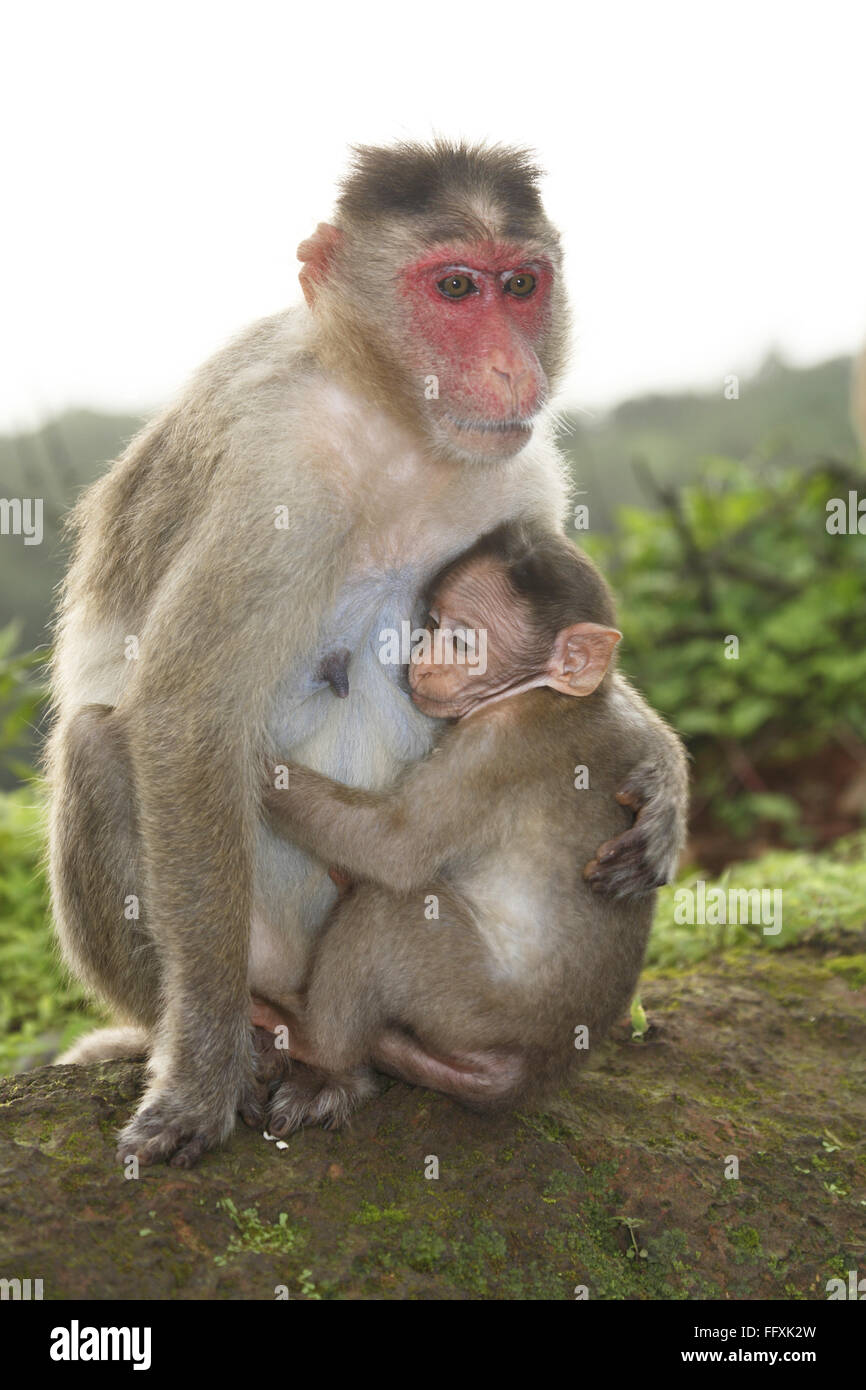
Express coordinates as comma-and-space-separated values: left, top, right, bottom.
546, 622, 621, 696
297, 223, 344, 306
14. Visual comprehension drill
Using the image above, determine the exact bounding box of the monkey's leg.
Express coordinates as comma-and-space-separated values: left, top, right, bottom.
48, 704, 163, 1032
266, 885, 529, 1134
372, 1030, 527, 1110
265, 886, 397, 1136
249, 993, 315, 1083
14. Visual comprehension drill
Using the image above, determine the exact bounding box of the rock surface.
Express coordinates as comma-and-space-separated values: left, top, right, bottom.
1, 948, 863, 1300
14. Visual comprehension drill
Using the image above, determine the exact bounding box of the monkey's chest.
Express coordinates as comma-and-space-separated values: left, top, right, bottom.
267, 563, 436, 786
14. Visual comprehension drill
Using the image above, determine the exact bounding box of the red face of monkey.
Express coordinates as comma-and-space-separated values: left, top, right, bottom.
298, 223, 560, 463
396, 243, 554, 461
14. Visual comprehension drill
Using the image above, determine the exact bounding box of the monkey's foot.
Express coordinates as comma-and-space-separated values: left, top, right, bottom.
267, 1065, 377, 1136
116, 1074, 266, 1168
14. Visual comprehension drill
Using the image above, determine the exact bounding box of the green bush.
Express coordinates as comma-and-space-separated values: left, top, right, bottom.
583, 459, 866, 841
0, 621, 47, 781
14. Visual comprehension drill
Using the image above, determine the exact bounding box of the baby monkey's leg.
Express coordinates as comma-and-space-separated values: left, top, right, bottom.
372, 1030, 527, 1109
262, 957, 381, 1137
265, 885, 529, 1134
250, 992, 377, 1134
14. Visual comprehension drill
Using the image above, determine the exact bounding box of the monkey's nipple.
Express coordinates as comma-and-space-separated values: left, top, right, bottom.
316, 647, 351, 698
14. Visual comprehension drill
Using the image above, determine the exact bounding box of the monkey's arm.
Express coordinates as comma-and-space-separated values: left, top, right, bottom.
584, 674, 689, 898
266, 738, 497, 895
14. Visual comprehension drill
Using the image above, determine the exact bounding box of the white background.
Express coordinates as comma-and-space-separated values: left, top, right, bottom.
2, 0, 864, 429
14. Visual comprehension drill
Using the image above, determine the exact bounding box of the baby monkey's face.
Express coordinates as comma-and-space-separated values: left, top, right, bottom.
408, 556, 622, 720
408, 557, 540, 719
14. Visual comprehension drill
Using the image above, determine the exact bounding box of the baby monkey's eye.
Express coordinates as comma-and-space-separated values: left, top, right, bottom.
437, 274, 476, 299
504, 272, 536, 297
451, 627, 475, 654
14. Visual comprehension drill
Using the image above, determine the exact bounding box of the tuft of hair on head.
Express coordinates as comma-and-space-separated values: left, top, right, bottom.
429, 520, 618, 644
335, 139, 550, 241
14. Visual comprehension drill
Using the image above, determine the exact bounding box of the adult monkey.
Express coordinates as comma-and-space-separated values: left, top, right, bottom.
48, 142, 688, 1167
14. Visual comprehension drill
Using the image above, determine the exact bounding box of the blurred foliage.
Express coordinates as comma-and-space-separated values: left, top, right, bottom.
0, 786, 99, 1072
0, 622, 48, 779
584, 458, 866, 841
0, 406, 144, 657
562, 351, 859, 530
0, 625, 99, 1071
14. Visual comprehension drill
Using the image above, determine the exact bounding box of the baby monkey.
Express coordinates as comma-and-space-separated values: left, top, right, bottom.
262, 521, 679, 1133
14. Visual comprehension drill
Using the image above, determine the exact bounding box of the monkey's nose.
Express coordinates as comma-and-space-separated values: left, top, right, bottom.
489, 359, 531, 412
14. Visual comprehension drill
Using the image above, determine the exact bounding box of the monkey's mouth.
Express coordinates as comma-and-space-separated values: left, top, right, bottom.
409, 683, 477, 719
443, 413, 534, 437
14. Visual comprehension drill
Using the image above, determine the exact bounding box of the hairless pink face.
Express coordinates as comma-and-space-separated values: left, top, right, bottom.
298, 224, 558, 462
408, 555, 620, 720
397, 241, 554, 459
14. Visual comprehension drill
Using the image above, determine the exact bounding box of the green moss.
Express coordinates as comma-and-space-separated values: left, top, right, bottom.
351, 1201, 409, 1226
648, 831, 866, 971
398, 1227, 449, 1273
727, 1224, 764, 1263
825, 953, 866, 988
214, 1198, 307, 1264
518, 1111, 579, 1145
543, 1170, 580, 1200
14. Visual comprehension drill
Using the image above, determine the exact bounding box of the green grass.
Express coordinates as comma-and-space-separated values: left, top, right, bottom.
0, 785, 100, 1071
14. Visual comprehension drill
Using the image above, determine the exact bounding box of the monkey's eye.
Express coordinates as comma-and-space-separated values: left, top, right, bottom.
437, 274, 476, 299
450, 627, 475, 655
504, 272, 536, 297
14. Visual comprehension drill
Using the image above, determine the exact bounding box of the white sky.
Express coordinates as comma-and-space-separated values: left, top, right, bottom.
2, 0, 865, 431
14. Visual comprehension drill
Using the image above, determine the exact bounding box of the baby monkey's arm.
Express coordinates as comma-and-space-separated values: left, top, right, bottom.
264, 733, 504, 895
583, 675, 689, 898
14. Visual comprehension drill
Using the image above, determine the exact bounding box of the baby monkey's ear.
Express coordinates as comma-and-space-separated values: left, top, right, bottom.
546, 623, 622, 696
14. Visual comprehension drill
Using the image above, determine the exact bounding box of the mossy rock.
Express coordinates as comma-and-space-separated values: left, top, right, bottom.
0, 947, 863, 1300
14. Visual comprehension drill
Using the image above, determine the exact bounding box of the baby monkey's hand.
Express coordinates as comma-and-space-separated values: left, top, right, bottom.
584, 760, 686, 898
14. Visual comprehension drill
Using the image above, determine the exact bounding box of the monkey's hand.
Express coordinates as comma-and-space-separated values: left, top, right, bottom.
584, 756, 688, 899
